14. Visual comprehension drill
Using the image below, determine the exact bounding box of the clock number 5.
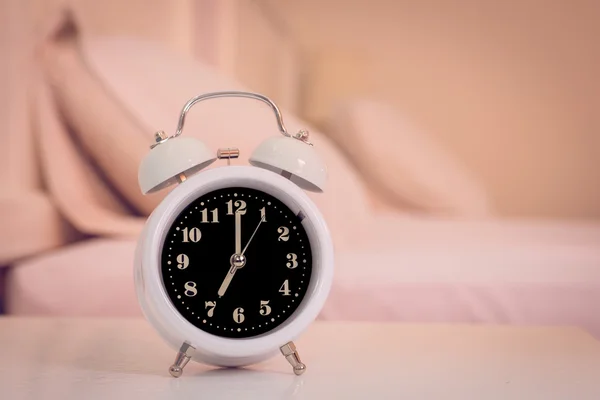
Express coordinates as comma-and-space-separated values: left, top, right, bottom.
278, 226, 289, 242
233, 307, 245, 324
260, 300, 272, 316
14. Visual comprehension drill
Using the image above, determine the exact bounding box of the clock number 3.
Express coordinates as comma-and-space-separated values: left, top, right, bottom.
205, 301, 216, 317
286, 253, 298, 269
184, 281, 197, 297
278, 226, 290, 241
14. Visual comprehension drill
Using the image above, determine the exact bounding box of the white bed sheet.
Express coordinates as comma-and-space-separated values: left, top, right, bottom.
322, 216, 600, 337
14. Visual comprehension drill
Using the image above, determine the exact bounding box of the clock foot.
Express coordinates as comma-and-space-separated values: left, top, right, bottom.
169, 341, 195, 378
280, 341, 306, 376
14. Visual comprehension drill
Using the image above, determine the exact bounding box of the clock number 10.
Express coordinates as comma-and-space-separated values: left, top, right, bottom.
182, 227, 201, 242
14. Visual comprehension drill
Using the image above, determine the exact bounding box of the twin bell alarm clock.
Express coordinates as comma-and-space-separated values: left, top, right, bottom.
134, 91, 334, 377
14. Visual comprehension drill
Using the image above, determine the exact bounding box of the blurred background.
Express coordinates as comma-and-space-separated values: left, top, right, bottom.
1, 0, 599, 335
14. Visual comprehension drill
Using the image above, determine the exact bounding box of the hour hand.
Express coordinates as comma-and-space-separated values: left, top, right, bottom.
218, 254, 246, 298
217, 265, 237, 298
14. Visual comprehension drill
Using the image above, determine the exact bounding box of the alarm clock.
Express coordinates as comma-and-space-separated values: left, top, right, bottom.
134, 91, 334, 377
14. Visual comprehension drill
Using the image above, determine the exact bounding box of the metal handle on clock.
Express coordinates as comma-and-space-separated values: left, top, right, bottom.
172, 91, 289, 139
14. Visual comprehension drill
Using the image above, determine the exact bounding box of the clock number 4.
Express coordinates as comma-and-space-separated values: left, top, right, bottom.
182, 227, 201, 243
205, 301, 216, 317
260, 300, 272, 316
226, 200, 247, 215
279, 279, 291, 296
278, 226, 289, 241
200, 208, 219, 223
233, 307, 245, 324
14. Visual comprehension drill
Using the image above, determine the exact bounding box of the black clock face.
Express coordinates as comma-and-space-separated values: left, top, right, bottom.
161, 187, 313, 338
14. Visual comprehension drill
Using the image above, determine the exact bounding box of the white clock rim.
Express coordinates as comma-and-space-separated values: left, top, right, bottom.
136, 166, 334, 364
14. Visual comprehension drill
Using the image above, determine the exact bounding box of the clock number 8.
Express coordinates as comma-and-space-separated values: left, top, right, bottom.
184, 281, 197, 297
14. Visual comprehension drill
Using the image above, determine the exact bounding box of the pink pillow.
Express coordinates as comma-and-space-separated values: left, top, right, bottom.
327, 99, 492, 217
40, 13, 371, 248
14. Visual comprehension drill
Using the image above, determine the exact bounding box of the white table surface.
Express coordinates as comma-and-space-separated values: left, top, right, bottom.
1, 318, 600, 399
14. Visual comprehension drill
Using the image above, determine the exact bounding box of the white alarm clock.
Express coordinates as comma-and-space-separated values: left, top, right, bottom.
134, 91, 334, 377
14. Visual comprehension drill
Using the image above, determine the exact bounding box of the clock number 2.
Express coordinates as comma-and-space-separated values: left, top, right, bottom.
278, 226, 290, 242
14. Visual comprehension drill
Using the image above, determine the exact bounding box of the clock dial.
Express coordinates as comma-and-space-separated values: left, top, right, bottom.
161, 187, 313, 338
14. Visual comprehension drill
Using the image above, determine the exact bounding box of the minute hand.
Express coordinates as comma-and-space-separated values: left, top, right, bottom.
241, 216, 265, 256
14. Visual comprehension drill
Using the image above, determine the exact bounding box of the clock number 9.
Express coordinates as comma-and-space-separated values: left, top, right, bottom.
286, 253, 298, 269
176, 254, 189, 269
184, 281, 197, 297
233, 307, 245, 324
278, 226, 290, 241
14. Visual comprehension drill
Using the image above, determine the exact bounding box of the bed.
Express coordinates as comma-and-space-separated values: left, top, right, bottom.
7, 216, 600, 338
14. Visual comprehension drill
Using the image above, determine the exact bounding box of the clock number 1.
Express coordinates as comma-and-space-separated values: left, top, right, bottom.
259, 207, 267, 222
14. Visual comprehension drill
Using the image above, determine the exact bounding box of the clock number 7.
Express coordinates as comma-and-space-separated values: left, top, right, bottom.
205, 301, 216, 317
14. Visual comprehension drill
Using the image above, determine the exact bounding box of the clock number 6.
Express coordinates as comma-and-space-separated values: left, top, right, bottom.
233, 307, 245, 324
